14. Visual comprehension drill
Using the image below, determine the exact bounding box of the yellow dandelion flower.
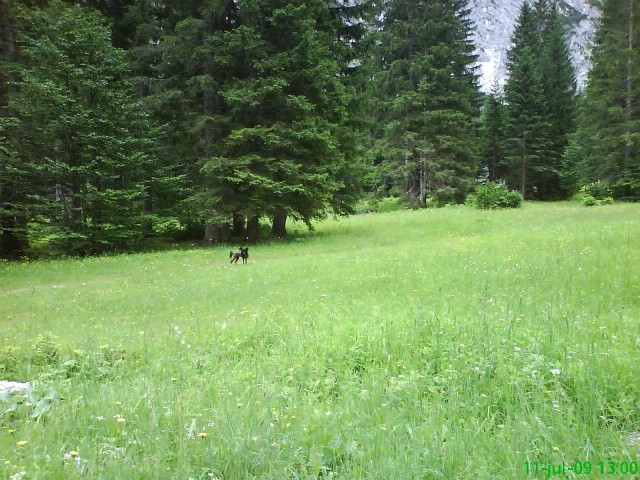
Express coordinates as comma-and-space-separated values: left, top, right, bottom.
198, 432, 208, 438
7, 429, 15, 434
116, 417, 126, 423
115, 401, 122, 406
69, 451, 79, 457
16, 440, 28, 446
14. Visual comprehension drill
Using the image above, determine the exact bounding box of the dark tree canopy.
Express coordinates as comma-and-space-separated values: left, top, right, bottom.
564, 0, 640, 200
1, 0, 161, 256
2, 0, 638, 258
373, 0, 482, 207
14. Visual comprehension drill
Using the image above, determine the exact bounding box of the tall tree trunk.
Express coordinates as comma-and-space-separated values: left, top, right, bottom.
0, 3, 28, 258
521, 131, 527, 198
201, 15, 221, 243
142, 179, 152, 237
246, 215, 259, 243
204, 222, 230, 244
624, 0, 633, 171
232, 212, 245, 238
270, 207, 287, 238
418, 160, 427, 208
0, 209, 24, 259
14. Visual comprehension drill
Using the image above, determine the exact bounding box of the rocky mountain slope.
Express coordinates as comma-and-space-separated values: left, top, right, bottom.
469, 0, 601, 91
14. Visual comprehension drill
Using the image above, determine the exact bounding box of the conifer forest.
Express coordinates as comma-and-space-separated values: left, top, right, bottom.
1, 0, 638, 258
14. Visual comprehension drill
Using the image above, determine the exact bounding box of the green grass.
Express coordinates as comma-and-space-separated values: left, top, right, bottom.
1, 202, 639, 479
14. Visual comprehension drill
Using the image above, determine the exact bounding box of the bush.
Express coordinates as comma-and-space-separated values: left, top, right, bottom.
472, 182, 524, 210
580, 181, 612, 200
465, 194, 477, 207
583, 196, 614, 207
355, 197, 406, 214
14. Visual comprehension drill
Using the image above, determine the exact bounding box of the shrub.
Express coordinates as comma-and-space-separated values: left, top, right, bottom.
431, 187, 457, 207
31, 334, 60, 366
580, 181, 612, 200
473, 182, 524, 210
465, 194, 477, 207
503, 190, 524, 208
355, 197, 406, 214
581, 191, 614, 207
0, 346, 20, 376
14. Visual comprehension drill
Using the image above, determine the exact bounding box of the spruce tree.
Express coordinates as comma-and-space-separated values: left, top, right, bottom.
1, 1, 159, 255
191, 0, 366, 239
537, 2, 577, 199
479, 85, 507, 182
503, 1, 551, 198
126, 0, 368, 241
565, 0, 640, 199
0, 0, 27, 258
123, 0, 239, 242
374, 0, 481, 207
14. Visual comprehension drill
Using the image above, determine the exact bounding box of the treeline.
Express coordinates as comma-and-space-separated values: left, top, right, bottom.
0, 0, 638, 258
481, 0, 639, 202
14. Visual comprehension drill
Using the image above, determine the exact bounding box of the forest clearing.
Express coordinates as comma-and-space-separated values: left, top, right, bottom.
1, 202, 639, 479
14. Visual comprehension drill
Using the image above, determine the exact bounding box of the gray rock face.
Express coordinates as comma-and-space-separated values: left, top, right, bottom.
468, 0, 601, 92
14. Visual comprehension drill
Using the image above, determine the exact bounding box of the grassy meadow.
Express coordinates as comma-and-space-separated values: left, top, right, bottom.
1, 202, 639, 479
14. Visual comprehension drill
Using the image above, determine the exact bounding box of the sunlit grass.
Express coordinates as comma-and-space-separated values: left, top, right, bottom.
1, 202, 639, 478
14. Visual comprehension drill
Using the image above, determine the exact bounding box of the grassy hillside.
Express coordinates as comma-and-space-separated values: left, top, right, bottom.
1, 203, 639, 479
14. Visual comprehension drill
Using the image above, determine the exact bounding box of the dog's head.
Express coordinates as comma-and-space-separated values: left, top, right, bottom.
240, 247, 249, 255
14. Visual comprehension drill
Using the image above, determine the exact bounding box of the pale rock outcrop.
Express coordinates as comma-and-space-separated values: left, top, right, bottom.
468, 0, 601, 92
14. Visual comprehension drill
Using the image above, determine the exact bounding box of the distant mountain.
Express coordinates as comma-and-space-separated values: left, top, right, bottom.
468, 0, 601, 92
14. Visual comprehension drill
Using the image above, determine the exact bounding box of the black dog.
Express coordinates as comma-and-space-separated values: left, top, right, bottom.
230, 247, 249, 264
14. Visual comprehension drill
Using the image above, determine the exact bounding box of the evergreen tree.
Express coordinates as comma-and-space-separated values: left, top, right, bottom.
374, 0, 481, 207
126, 0, 369, 241
63, 0, 139, 48
503, 1, 551, 198
200, 0, 365, 238
565, 0, 640, 199
1, 1, 160, 255
120, 0, 242, 242
537, 2, 577, 198
479, 85, 507, 182
0, 0, 27, 258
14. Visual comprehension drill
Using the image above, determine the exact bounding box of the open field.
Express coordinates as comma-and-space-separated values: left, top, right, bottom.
1, 202, 639, 479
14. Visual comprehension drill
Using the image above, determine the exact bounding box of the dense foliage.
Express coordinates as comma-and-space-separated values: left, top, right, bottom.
1, 1, 160, 256
500, 0, 576, 200
371, 0, 482, 207
0, 0, 639, 257
471, 182, 524, 210
563, 0, 640, 200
